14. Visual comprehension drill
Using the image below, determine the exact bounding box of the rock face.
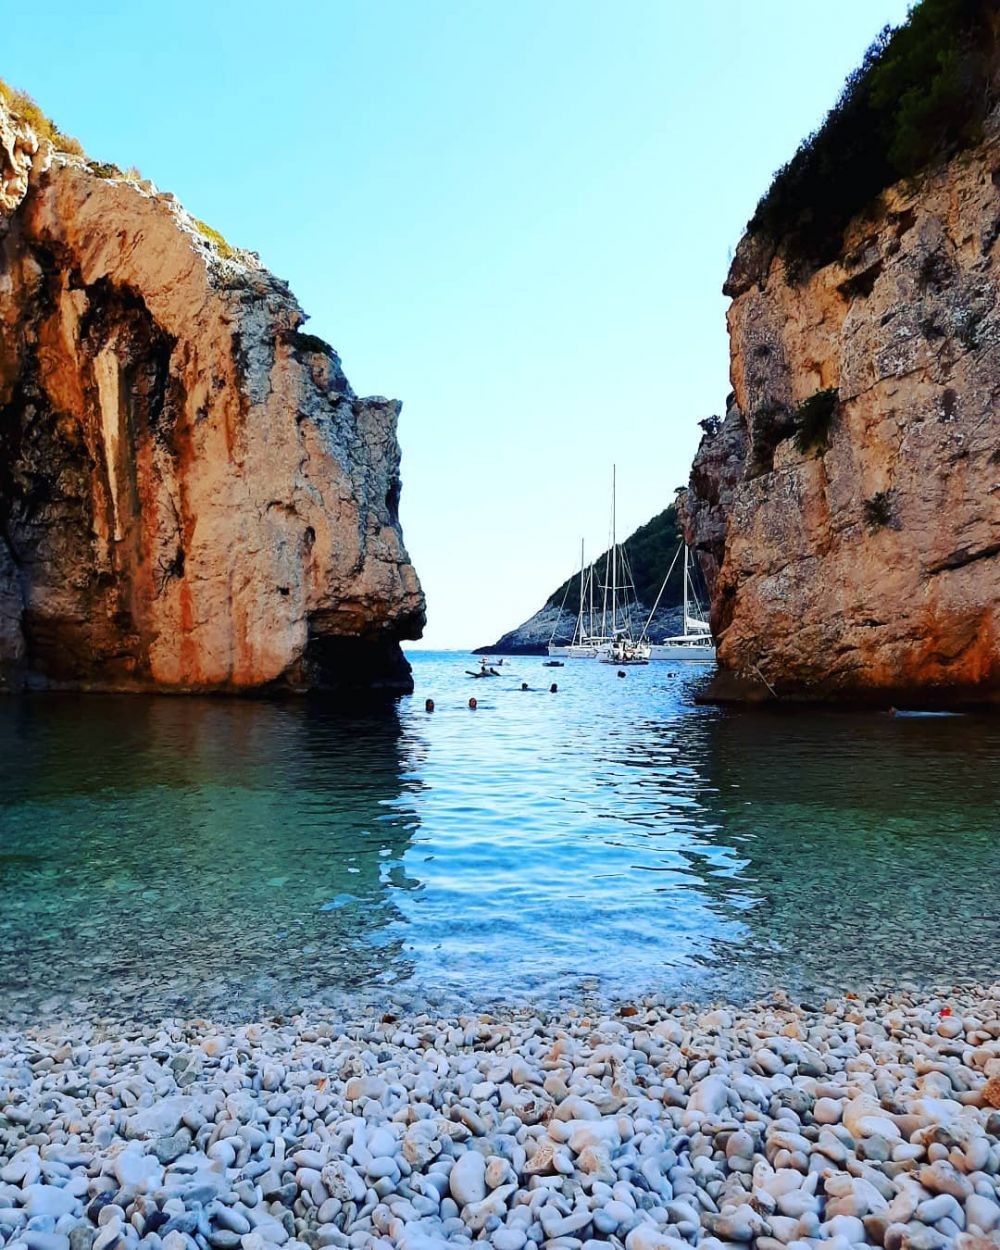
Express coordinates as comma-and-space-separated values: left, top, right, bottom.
681, 101, 1000, 707
0, 99, 424, 693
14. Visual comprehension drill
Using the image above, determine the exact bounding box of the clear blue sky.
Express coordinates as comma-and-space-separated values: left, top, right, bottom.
6, 1, 912, 648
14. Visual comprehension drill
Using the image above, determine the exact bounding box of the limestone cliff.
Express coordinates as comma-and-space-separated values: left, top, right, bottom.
682, 16, 999, 708
0, 95, 424, 694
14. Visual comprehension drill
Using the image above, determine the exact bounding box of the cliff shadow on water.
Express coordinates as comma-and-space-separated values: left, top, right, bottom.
657, 704, 1000, 996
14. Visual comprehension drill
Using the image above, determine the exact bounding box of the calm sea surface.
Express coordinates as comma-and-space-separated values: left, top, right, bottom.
0, 650, 997, 1024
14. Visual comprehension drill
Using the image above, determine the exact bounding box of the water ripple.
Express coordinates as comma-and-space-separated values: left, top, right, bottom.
0, 653, 997, 1023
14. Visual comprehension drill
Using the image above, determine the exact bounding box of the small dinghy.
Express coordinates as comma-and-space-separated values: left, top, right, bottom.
543, 660, 564, 668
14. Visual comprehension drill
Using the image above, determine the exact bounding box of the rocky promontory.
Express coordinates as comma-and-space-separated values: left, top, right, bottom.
478, 506, 696, 654
0, 89, 424, 694
681, 3, 999, 708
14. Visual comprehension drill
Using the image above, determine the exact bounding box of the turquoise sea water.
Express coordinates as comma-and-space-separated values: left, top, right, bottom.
0, 650, 997, 1024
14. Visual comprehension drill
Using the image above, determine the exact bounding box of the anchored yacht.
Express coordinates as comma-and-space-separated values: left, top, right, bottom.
548, 467, 649, 663
643, 543, 716, 663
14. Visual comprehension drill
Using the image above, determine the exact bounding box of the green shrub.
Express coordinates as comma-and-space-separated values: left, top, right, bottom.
793, 388, 839, 454
192, 217, 239, 262
863, 490, 895, 529
748, 0, 994, 277
290, 330, 334, 357
88, 161, 123, 180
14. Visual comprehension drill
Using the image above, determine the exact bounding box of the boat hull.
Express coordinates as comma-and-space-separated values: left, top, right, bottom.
547, 642, 609, 658
648, 641, 716, 662
598, 639, 651, 665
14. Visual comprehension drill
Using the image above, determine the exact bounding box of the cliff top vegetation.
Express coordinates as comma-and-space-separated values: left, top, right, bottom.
0, 78, 84, 156
1, 77, 243, 263
748, 0, 997, 278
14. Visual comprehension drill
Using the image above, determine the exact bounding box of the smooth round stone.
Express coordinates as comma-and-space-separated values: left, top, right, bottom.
591, 1211, 619, 1236
813, 1098, 842, 1125
699, 1010, 733, 1032
857, 1134, 892, 1163
487, 1215, 527, 1245
21, 1189, 79, 1221
725, 1130, 753, 1162
92, 1220, 124, 1250
918, 1162, 973, 1200
966, 1194, 1000, 1233
213, 1210, 251, 1236
917, 1194, 962, 1224
113, 1150, 163, 1192
366, 1130, 396, 1159
956, 1137, 990, 1172
208, 1141, 236, 1168
822, 1215, 866, 1243
449, 1153, 487, 1208
624, 1227, 687, 1250
22, 1235, 70, 1250
207, 1232, 241, 1250
687, 1076, 729, 1117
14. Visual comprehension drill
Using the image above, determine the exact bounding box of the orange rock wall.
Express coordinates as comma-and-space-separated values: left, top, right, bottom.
682, 111, 999, 706
0, 105, 424, 693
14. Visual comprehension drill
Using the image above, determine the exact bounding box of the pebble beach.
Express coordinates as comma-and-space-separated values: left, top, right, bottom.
3, 987, 1000, 1250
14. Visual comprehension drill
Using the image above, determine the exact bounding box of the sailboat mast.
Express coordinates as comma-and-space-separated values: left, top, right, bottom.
611, 465, 617, 635
601, 552, 607, 639
588, 555, 594, 638
683, 542, 689, 639
577, 539, 585, 643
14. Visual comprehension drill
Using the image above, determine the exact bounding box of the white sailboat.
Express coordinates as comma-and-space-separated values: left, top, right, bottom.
598, 466, 650, 666
547, 469, 648, 662
645, 543, 716, 663
547, 541, 609, 658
